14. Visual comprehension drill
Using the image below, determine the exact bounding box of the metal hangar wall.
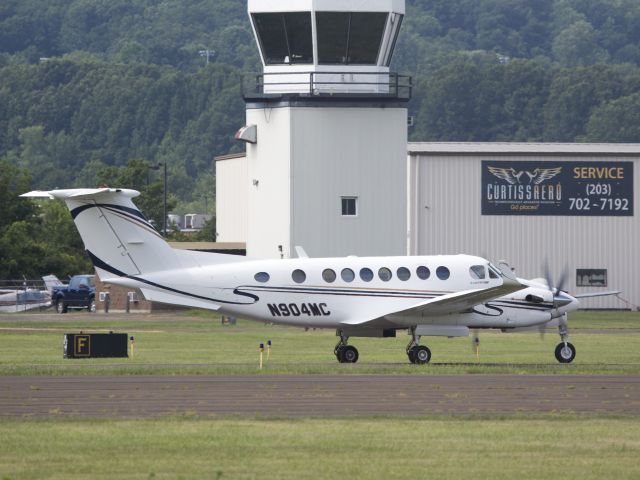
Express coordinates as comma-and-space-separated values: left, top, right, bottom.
408, 142, 639, 309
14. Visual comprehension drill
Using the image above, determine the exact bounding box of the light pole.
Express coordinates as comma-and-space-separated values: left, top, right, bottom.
149, 162, 167, 236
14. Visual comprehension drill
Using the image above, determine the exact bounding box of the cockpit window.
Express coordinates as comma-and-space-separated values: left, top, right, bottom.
469, 265, 486, 280
488, 264, 501, 279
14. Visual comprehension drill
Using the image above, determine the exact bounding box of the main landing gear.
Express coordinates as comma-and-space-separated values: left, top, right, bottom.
406, 327, 431, 365
554, 315, 576, 363
335, 331, 359, 363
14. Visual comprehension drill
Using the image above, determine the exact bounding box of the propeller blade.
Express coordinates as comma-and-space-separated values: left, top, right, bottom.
556, 267, 568, 295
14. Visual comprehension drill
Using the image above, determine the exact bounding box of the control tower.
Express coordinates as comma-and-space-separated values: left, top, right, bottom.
242, 0, 410, 258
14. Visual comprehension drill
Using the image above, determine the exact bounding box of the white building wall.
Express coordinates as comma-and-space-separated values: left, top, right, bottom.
215, 155, 248, 243
408, 147, 639, 309
245, 107, 292, 259
290, 107, 407, 257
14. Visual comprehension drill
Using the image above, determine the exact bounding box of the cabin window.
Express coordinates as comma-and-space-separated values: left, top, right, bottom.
397, 267, 411, 281
378, 267, 392, 282
576, 269, 607, 287
341, 268, 355, 282
416, 266, 430, 280
292, 269, 306, 284
436, 266, 450, 280
360, 268, 374, 282
316, 12, 388, 64
252, 12, 313, 65
469, 265, 486, 280
341, 196, 358, 216
254, 272, 270, 283
322, 268, 337, 283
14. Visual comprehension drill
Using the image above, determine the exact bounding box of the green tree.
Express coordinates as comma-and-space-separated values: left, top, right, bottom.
586, 92, 640, 142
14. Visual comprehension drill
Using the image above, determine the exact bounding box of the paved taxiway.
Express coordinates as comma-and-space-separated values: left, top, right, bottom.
1, 375, 638, 417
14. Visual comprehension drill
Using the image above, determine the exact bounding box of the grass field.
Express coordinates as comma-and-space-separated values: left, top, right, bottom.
0, 310, 639, 375
0, 416, 639, 480
1, 311, 639, 479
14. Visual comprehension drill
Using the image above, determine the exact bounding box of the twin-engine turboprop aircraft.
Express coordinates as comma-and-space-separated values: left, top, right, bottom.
22, 188, 581, 364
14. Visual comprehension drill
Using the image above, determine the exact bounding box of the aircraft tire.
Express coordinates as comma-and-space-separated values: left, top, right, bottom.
339, 345, 359, 364
413, 345, 431, 365
554, 342, 576, 363
407, 346, 417, 364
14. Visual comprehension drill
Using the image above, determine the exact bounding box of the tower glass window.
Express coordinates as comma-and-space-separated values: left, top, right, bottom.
252, 12, 313, 64
316, 12, 388, 64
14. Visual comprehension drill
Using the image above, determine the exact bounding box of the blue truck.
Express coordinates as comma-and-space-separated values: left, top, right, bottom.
51, 275, 96, 313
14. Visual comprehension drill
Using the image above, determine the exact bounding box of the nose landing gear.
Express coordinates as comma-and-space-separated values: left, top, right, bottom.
555, 315, 576, 363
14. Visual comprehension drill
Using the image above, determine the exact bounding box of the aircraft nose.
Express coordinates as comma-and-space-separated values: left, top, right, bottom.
555, 291, 579, 311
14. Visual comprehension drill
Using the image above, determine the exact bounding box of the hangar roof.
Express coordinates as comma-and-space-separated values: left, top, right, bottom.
408, 142, 640, 157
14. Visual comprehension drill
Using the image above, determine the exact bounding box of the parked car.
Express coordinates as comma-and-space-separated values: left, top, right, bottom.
51, 275, 96, 313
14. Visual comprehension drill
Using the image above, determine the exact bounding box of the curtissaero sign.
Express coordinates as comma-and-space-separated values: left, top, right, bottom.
481, 160, 634, 216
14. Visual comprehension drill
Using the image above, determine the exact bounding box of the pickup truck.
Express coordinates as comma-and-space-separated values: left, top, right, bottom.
52, 275, 96, 313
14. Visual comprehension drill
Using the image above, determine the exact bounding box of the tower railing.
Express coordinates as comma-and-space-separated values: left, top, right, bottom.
242, 71, 412, 100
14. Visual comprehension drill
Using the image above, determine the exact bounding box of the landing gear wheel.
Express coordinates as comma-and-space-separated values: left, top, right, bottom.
337, 345, 359, 364
407, 346, 417, 364
413, 345, 431, 364
55, 298, 67, 314
555, 342, 576, 363
408, 345, 431, 364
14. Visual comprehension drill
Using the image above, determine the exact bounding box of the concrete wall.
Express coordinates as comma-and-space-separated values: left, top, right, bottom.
290, 106, 407, 257
242, 104, 407, 259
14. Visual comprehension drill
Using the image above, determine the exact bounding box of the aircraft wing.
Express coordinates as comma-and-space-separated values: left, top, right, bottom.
340, 265, 526, 326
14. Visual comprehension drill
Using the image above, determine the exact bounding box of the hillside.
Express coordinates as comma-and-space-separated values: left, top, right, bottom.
2, 0, 640, 201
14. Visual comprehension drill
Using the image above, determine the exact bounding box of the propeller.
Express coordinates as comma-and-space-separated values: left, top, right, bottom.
539, 261, 570, 338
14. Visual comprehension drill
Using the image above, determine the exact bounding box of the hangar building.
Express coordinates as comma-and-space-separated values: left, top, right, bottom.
407, 143, 638, 310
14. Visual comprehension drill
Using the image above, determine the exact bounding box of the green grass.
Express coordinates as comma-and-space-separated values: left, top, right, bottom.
0, 416, 639, 479
1, 311, 639, 375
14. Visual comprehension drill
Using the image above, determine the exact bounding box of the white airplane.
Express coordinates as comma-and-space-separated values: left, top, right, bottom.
23, 188, 583, 364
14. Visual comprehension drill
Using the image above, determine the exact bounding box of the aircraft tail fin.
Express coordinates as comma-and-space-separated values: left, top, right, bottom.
21, 188, 240, 281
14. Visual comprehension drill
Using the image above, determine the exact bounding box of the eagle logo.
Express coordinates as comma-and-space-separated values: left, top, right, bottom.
488, 166, 562, 185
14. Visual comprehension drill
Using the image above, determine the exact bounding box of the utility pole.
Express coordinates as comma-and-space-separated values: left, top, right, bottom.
148, 162, 168, 236
199, 49, 215, 64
